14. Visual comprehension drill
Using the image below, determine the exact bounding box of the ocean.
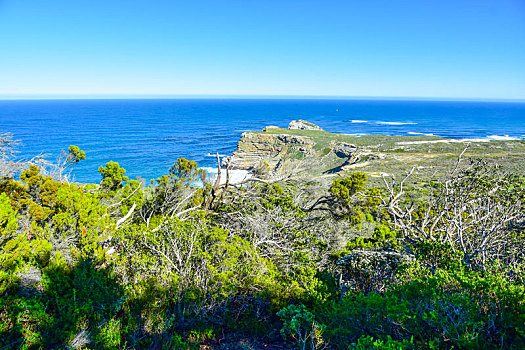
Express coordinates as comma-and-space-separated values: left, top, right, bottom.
1, 98, 524, 183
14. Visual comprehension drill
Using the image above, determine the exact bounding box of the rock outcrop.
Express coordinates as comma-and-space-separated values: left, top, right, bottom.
222, 120, 387, 176
222, 131, 315, 170
288, 120, 324, 131
333, 142, 358, 158
328, 141, 385, 171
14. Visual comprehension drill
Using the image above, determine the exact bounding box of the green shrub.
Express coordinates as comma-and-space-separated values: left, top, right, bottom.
278, 304, 326, 349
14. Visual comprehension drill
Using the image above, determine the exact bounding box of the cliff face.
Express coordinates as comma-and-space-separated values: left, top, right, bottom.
222, 131, 316, 170
221, 119, 524, 183
222, 120, 362, 174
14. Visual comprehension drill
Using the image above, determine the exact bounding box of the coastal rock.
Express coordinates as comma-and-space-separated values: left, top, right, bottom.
288, 120, 324, 131
340, 151, 386, 171
222, 121, 390, 177
333, 142, 358, 158
222, 131, 315, 170
328, 141, 387, 171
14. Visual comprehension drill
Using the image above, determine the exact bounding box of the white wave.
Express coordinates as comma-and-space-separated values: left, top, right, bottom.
349, 120, 368, 123
202, 167, 252, 185
408, 132, 436, 136
397, 139, 490, 145
377, 121, 418, 125
346, 133, 367, 137
487, 135, 520, 141
205, 153, 226, 157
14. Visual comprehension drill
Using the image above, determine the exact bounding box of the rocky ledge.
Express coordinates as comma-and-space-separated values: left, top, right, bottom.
222, 131, 316, 170
220, 119, 524, 182
221, 120, 368, 176
288, 120, 324, 131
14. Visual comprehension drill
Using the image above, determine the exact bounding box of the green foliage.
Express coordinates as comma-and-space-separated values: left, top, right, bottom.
98, 161, 129, 192
260, 182, 304, 215
1, 139, 524, 349
97, 318, 122, 349
119, 179, 144, 216
0, 295, 50, 349
0, 191, 18, 236
18, 164, 111, 261
330, 172, 367, 205
0, 236, 52, 296
113, 216, 277, 330
39, 258, 124, 347
326, 172, 384, 226
278, 304, 326, 349
169, 157, 203, 184
0, 177, 27, 210
343, 224, 399, 253
67, 144, 86, 164
350, 335, 415, 350
0, 257, 124, 348
317, 258, 525, 349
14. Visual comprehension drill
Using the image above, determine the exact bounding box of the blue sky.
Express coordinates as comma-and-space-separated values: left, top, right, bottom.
0, 0, 524, 99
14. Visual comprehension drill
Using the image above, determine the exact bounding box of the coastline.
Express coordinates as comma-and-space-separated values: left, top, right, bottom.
1, 99, 524, 183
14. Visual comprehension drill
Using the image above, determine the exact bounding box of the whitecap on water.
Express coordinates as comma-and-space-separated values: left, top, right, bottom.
487, 135, 520, 140
201, 167, 252, 185
377, 121, 418, 125
408, 132, 436, 136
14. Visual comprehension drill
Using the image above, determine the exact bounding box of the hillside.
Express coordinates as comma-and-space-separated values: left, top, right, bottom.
223, 120, 525, 186
0, 128, 524, 349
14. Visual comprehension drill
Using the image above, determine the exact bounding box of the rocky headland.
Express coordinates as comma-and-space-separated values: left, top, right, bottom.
221, 120, 525, 183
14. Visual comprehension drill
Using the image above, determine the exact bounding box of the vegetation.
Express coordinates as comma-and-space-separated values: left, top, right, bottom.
0, 134, 524, 349
254, 127, 525, 187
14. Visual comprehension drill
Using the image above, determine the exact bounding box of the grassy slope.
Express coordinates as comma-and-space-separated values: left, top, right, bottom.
254, 127, 525, 186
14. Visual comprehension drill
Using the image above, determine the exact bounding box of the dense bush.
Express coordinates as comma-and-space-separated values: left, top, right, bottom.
0, 144, 523, 349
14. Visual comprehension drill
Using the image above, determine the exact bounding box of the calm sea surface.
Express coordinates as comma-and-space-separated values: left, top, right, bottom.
1, 99, 524, 183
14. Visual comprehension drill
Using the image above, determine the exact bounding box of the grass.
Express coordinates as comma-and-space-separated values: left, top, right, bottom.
256, 127, 443, 150
248, 127, 525, 187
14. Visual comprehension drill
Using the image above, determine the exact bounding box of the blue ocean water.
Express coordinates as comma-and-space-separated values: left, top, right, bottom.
1, 99, 524, 183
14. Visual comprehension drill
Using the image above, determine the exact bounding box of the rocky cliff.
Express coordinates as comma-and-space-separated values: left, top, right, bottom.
220, 120, 525, 183
222, 120, 363, 175
222, 131, 316, 170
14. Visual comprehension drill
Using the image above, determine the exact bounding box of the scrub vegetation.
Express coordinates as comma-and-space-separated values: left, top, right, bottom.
1, 131, 524, 349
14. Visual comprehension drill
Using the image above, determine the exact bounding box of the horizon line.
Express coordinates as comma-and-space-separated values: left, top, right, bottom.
1, 94, 524, 103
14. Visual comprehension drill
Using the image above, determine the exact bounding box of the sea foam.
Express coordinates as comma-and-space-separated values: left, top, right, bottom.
487, 135, 521, 141
408, 132, 436, 136
377, 121, 418, 125
202, 167, 252, 185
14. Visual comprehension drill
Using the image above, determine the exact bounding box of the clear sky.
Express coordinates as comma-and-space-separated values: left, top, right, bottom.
0, 0, 524, 99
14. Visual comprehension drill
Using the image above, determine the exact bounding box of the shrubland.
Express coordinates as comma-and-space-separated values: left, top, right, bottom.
0, 133, 524, 349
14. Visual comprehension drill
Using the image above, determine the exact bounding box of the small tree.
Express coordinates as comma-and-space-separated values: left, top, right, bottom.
51, 145, 86, 182
98, 161, 128, 192
277, 304, 326, 350
169, 158, 202, 182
